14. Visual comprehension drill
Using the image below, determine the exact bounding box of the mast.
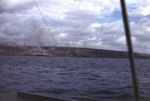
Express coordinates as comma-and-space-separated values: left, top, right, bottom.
120, 0, 140, 101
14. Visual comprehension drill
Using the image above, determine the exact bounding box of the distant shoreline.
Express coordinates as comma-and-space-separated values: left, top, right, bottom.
0, 45, 150, 59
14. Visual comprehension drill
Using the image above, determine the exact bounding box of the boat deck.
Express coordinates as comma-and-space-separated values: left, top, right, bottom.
0, 92, 69, 101
0, 93, 32, 101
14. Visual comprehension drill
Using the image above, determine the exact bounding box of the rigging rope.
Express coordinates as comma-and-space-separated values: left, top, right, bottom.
33, 0, 57, 46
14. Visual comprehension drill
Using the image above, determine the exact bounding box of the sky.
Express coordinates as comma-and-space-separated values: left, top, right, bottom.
0, 0, 150, 53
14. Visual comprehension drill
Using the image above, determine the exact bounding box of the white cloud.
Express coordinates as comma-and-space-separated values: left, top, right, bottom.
116, 36, 126, 44
87, 36, 97, 41
0, 0, 150, 53
129, 5, 150, 16
58, 33, 68, 38
91, 23, 101, 28
126, 0, 150, 17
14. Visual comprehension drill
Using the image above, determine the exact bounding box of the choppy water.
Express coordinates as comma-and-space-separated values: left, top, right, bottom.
0, 55, 150, 101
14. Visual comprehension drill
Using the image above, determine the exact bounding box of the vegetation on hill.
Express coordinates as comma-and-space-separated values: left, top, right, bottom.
0, 45, 150, 59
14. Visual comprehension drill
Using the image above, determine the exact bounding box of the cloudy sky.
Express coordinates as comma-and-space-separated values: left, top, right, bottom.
0, 0, 150, 53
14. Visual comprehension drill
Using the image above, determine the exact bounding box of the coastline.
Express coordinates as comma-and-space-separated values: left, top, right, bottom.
0, 45, 150, 59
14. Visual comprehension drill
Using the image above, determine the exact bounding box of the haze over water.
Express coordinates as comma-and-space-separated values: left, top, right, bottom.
0, 55, 150, 101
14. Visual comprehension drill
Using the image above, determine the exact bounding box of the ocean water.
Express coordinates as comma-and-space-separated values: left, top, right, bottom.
0, 55, 150, 101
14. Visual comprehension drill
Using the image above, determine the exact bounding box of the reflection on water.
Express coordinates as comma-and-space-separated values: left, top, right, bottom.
0, 55, 150, 101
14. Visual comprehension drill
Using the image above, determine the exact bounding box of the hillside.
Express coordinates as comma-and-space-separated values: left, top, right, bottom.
0, 45, 150, 59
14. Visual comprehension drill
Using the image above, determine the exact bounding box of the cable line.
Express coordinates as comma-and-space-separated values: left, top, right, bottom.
33, 0, 57, 46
